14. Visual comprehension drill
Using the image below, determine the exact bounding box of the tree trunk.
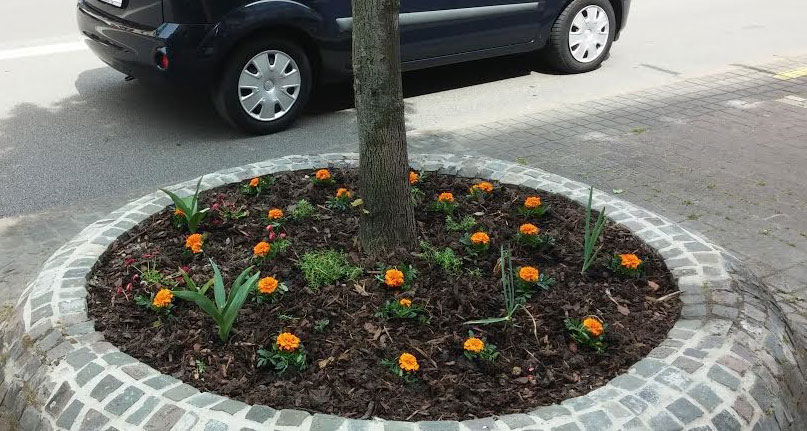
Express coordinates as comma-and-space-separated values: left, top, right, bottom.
352, 0, 417, 254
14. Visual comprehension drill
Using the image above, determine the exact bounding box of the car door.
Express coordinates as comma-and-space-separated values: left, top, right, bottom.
400, 0, 541, 61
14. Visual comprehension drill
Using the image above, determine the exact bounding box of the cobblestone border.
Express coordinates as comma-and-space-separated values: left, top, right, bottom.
1, 153, 804, 431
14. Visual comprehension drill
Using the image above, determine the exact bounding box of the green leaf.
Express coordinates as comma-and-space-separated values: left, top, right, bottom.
210, 259, 226, 310
161, 188, 191, 215
465, 316, 511, 325
172, 290, 222, 322
219, 272, 259, 342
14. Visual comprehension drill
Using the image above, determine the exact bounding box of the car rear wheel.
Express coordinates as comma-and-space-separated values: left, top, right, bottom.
543, 0, 616, 73
214, 37, 312, 134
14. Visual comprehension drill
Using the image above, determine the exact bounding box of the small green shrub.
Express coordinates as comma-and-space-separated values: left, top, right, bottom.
419, 241, 462, 274
289, 199, 316, 221
299, 250, 362, 289
445, 215, 476, 232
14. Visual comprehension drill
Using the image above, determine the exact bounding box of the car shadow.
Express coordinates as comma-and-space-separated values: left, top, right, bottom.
308, 52, 551, 114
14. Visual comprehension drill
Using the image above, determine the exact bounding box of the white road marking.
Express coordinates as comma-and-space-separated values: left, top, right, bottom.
0, 41, 87, 61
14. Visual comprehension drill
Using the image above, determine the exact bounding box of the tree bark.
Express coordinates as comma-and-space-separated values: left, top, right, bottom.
352, 0, 417, 254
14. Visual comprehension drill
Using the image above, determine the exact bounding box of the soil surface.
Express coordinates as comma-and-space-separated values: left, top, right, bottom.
88, 170, 681, 421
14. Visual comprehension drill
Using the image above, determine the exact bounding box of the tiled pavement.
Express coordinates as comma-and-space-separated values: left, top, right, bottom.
410, 54, 807, 348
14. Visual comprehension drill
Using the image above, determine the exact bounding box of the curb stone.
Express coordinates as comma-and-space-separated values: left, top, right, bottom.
1, 153, 804, 430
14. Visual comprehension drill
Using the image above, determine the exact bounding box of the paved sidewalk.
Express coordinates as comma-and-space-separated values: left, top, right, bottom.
412, 54, 807, 346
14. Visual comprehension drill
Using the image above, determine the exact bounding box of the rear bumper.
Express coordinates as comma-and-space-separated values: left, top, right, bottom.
77, 1, 215, 86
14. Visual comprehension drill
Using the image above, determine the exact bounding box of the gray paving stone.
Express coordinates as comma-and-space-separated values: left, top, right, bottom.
707, 365, 741, 390
104, 386, 145, 415
531, 404, 571, 420
125, 396, 160, 426
90, 375, 123, 402
189, 392, 227, 409
609, 374, 645, 390
310, 414, 347, 431
79, 409, 110, 431
630, 359, 666, 378
711, 410, 742, 431
121, 363, 155, 381
45, 382, 74, 416
672, 355, 704, 374
683, 348, 708, 359
418, 420, 459, 431
205, 419, 228, 431
550, 423, 581, 431
462, 418, 496, 431
385, 421, 417, 431
499, 414, 534, 429
655, 367, 694, 391
211, 398, 248, 415
619, 395, 648, 415
163, 383, 199, 401
143, 374, 180, 390
244, 404, 277, 423
639, 385, 665, 407
578, 410, 611, 431
621, 418, 647, 430
276, 409, 311, 426
65, 347, 97, 369
19, 405, 40, 430
76, 362, 105, 387
688, 383, 723, 413
143, 404, 185, 430
56, 399, 85, 429
561, 396, 596, 411
648, 411, 683, 431
732, 396, 754, 423
102, 351, 136, 366
666, 397, 704, 424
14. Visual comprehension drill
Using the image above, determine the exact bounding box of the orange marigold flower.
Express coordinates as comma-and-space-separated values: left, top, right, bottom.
267, 208, 284, 220
315, 169, 331, 181
524, 196, 542, 209
619, 253, 642, 269
399, 298, 412, 308
258, 277, 279, 295
472, 182, 494, 193
438, 192, 454, 203
276, 332, 301, 352
336, 188, 352, 199
409, 171, 419, 185
174, 208, 184, 217
519, 266, 539, 283
249, 178, 260, 187
185, 234, 203, 254
253, 241, 271, 258
464, 337, 485, 353
398, 352, 419, 372
153, 289, 173, 308
385, 269, 405, 288
519, 223, 540, 236
470, 231, 490, 245
582, 317, 604, 337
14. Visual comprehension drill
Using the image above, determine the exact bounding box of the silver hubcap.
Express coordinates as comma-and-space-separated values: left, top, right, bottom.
568, 5, 610, 63
238, 50, 301, 122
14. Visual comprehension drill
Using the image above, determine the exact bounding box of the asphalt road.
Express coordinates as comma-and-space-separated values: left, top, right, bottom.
1, 0, 806, 217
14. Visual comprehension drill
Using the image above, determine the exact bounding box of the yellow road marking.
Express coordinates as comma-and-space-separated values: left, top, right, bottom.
773, 66, 807, 80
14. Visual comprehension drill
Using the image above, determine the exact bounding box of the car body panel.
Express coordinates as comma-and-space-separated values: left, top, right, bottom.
77, 0, 630, 86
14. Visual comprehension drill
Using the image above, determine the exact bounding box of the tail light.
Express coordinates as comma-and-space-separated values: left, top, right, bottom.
155, 48, 169, 70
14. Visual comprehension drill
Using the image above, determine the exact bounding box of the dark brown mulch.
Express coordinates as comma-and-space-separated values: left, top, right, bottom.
87, 170, 680, 421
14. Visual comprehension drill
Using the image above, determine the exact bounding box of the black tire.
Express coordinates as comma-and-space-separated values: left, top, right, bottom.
543, 0, 616, 73
214, 37, 312, 135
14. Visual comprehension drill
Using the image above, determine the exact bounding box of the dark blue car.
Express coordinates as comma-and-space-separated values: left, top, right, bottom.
77, 0, 631, 134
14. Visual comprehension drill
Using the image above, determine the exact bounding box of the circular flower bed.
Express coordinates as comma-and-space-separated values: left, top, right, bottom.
87, 169, 680, 421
